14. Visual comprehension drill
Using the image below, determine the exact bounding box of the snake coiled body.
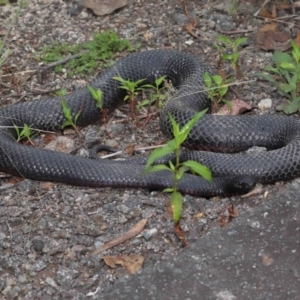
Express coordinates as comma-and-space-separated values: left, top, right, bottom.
1, 50, 300, 197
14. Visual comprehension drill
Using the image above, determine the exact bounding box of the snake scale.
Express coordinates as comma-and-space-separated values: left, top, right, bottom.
1, 49, 300, 197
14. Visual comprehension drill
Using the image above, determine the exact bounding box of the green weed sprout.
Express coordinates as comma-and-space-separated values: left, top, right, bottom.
61, 99, 81, 136
113, 76, 150, 119
137, 75, 167, 110
143, 110, 212, 223
257, 40, 300, 114
203, 72, 231, 107
215, 35, 247, 71
13, 123, 33, 144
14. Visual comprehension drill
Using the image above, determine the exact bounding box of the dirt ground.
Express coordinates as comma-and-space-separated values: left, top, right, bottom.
0, 0, 299, 299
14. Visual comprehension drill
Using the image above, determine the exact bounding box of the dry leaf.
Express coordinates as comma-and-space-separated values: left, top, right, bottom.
215, 99, 252, 116
258, 6, 275, 19
256, 23, 291, 51
124, 143, 135, 155
174, 223, 187, 246
92, 213, 153, 255
259, 23, 277, 32
83, 0, 128, 16
103, 254, 144, 274
185, 18, 198, 38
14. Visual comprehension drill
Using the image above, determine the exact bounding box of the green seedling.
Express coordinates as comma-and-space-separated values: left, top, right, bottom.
143, 110, 212, 223
36, 30, 134, 77
61, 99, 82, 137
203, 72, 232, 108
257, 40, 300, 114
55, 88, 67, 97
113, 76, 150, 119
87, 85, 103, 109
215, 35, 247, 72
137, 75, 168, 110
13, 123, 33, 144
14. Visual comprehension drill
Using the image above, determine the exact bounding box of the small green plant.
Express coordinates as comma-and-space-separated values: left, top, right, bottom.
203, 72, 231, 107
13, 123, 33, 144
143, 110, 212, 223
137, 75, 168, 110
257, 40, 300, 114
61, 99, 82, 136
113, 77, 150, 119
36, 30, 134, 77
87, 85, 103, 109
55, 88, 67, 97
214, 35, 247, 71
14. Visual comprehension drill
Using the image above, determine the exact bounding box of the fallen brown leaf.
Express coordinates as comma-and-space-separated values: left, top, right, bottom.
92, 212, 154, 255
215, 99, 252, 116
256, 22, 291, 51
258, 6, 275, 19
124, 143, 135, 155
174, 222, 187, 246
103, 254, 144, 274
186, 18, 198, 38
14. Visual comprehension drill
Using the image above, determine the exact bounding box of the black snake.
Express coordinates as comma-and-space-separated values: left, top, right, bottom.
1, 49, 300, 197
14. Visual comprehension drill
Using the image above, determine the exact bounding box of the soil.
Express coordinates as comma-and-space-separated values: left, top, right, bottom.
0, 0, 298, 299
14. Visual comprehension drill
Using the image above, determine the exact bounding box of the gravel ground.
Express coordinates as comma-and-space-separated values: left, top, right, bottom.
0, 0, 298, 299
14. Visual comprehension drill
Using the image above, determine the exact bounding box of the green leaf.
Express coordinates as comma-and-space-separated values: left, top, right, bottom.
291, 40, 300, 63
203, 72, 212, 87
61, 99, 72, 121
231, 52, 239, 63
221, 54, 232, 61
169, 160, 175, 172
234, 37, 247, 48
264, 66, 280, 74
144, 145, 174, 170
279, 62, 296, 71
181, 160, 212, 181
171, 191, 183, 223
283, 101, 300, 114
143, 164, 171, 175
219, 86, 228, 97
167, 139, 177, 151
178, 109, 207, 145
74, 109, 81, 124
169, 113, 180, 141
273, 51, 293, 66
88, 85, 102, 100
212, 75, 222, 86
62, 120, 72, 128
155, 75, 167, 87
279, 83, 295, 93
217, 35, 233, 46
22, 124, 31, 138
163, 188, 175, 193
257, 72, 277, 83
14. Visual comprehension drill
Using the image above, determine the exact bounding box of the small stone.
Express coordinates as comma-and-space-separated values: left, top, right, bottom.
185, 40, 194, 46
258, 98, 272, 110
142, 228, 158, 240
32, 238, 45, 252
46, 277, 58, 288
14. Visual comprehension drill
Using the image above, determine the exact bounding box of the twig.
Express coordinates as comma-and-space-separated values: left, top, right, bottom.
218, 28, 256, 34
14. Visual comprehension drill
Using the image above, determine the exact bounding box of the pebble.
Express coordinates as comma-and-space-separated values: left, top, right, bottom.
142, 228, 158, 240
258, 98, 272, 110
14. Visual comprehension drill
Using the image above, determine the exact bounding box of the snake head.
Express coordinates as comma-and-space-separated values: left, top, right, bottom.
224, 176, 256, 195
